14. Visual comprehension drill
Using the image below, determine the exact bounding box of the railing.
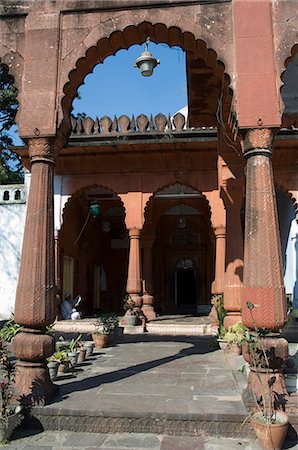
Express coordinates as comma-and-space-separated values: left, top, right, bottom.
70, 112, 215, 137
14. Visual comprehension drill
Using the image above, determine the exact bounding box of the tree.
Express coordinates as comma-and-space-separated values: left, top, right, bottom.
0, 65, 23, 184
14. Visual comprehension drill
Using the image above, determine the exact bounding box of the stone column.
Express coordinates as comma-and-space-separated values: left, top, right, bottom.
222, 181, 244, 328
241, 128, 288, 410
54, 229, 62, 318
211, 225, 226, 295
126, 228, 143, 310
242, 129, 287, 329
12, 137, 58, 404
142, 236, 156, 321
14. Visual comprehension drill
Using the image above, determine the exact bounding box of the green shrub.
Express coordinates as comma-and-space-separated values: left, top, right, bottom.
0, 319, 22, 342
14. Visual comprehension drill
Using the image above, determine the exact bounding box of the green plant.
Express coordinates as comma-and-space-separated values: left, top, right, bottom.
68, 334, 82, 353
224, 322, 249, 346
243, 301, 287, 424
95, 314, 118, 335
0, 340, 16, 417
213, 294, 227, 339
123, 295, 136, 315
0, 320, 22, 343
47, 351, 69, 363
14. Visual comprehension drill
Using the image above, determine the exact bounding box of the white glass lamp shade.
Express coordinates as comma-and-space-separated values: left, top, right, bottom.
134, 51, 160, 77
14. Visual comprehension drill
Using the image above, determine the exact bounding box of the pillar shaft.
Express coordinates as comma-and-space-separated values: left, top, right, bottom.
223, 182, 244, 327
12, 137, 57, 404
142, 236, 156, 320
242, 129, 287, 330
126, 228, 142, 308
211, 226, 226, 295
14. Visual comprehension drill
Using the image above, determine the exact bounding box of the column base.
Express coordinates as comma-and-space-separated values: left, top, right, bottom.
242, 368, 288, 414
142, 293, 156, 321
142, 306, 156, 321
224, 312, 242, 329
14, 361, 59, 406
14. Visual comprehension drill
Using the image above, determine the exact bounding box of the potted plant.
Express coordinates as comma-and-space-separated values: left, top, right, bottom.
48, 351, 70, 374
91, 317, 110, 348
123, 295, 138, 326
83, 341, 95, 357
67, 335, 83, 366
0, 339, 22, 443
224, 322, 248, 355
242, 302, 289, 450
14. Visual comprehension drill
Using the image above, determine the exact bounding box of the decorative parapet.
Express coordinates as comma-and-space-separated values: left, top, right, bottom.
70, 112, 215, 137
0, 184, 26, 204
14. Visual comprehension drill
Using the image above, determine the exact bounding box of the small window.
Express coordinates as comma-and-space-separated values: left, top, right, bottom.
3, 191, 9, 201
14, 190, 21, 200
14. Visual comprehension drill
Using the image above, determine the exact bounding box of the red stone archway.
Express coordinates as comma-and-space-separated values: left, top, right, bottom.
59, 184, 127, 315
280, 43, 298, 129
142, 182, 214, 315
58, 21, 234, 145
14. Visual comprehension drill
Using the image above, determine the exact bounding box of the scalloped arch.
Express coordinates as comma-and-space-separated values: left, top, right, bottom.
143, 181, 212, 231
58, 20, 232, 142
60, 183, 126, 232
0, 60, 21, 126
280, 43, 298, 126
275, 183, 298, 219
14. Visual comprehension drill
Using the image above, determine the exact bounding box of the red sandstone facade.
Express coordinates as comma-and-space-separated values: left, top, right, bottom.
0, 0, 297, 402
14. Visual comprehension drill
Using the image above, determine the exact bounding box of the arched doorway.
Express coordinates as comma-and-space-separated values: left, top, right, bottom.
144, 183, 214, 315
175, 257, 197, 313
59, 185, 127, 315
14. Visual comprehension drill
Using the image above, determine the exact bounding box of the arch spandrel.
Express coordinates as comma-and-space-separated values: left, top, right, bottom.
58, 7, 235, 139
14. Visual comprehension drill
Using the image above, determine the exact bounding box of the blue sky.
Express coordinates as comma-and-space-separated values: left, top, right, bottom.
72, 42, 187, 119
11, 43, 187, 145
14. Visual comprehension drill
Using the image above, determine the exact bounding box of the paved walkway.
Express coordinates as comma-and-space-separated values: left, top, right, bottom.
4, 331, 298, 449
5, 430, 263, 449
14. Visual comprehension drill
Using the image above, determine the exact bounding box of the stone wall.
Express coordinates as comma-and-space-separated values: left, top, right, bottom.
0, 183, 27, 320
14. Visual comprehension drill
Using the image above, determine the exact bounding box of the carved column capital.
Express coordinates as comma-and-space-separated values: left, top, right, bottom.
128, 227, 141, 239
28, 137, 55, 164
242, 128, 277, 158
213, 225, 226, 238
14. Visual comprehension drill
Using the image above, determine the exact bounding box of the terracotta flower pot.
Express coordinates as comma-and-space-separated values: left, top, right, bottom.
58, 360, 70, 374
92, 333, 108, 348
252, 411, 289, 450
77, 348, 87, 363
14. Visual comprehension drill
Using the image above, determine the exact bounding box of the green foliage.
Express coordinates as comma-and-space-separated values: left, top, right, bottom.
47, 350, 69, 363
224, 322, 249, 345
0, 320, 22, 342
68, 334, 82, 353
213, 294, 227, 338
0, 65, 23, 184
0, 340, 15, 417
123, 295, 136, 314
96, 313, 119, 335
243, 301, 286, 423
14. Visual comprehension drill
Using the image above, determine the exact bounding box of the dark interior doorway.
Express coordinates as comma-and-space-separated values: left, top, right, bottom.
176, 269, 196, 313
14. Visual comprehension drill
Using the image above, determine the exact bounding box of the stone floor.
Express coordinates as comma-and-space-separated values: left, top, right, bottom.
3, 322, 298, 449
4, 429, 266, 449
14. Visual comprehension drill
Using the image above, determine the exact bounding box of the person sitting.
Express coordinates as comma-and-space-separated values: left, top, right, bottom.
60, 292, 82, 320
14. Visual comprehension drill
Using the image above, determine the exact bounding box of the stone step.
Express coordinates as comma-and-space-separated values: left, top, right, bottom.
53, 318, 215, 336
27, 407, 254, 439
